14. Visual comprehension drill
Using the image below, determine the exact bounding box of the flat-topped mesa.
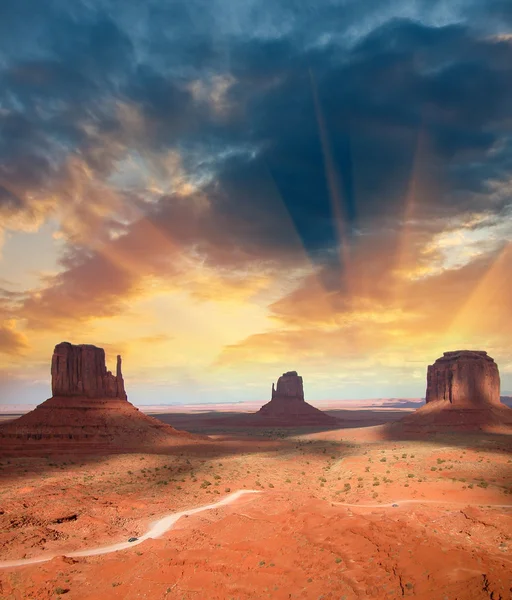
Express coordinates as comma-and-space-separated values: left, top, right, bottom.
425, 350, 500, 408
271, 371, 304, 401
51, 342, 127, 400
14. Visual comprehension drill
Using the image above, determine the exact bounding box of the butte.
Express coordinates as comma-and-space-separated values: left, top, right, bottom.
0, 342, 202, 456
246, 371, 340, 427
392, 350, 512, 434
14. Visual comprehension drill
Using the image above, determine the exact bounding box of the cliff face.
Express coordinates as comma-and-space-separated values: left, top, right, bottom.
51, 342, 127, 400
425, 350, 500, 408
272, 371, 305, 400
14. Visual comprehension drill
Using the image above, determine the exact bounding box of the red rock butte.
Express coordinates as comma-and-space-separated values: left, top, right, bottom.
426, 350, 500, 407
51, 342, 127, 400
394, 350, 512, 433
0, 342, 203, 456
255, 371, 339, 426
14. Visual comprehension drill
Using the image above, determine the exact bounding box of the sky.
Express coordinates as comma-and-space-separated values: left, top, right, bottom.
1, 0, 512, 407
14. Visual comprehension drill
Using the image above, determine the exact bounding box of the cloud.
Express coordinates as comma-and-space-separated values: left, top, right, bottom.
1, 3, 512, 401
0, 320, 29, 355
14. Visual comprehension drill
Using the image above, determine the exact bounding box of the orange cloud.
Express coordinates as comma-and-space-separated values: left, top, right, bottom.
215, 229, 512, 376
0, 320, 29, 356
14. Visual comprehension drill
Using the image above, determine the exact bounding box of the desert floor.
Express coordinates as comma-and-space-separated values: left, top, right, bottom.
0, 409, 511, 600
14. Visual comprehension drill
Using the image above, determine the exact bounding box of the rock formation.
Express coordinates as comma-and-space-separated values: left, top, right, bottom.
425, 350, 500, 408
256, 370, 339, 425
51, 342, 127, 400
392, 350, 512, 434
271, 371, 304, 401
0, 342, 203, 454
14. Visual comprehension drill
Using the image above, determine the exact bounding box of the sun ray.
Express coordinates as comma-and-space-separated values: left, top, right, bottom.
309, 68, 352, 292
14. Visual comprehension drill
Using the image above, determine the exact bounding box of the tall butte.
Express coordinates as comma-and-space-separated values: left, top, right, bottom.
0, 342, 202, 455
395, 350, 512, 433
51, 342, 127, 400
255, 370, 339, 425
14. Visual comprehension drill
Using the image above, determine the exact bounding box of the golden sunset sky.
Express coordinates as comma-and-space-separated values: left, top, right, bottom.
1, 1, 512, 405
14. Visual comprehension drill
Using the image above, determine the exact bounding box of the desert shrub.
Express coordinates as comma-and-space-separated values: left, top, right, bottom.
407, 474, 414, 478
225, 487, 231, 492
268, 483, 274, 488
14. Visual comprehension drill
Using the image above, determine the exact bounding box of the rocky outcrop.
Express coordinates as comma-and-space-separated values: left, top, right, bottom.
256, 370, 339, 425
425, 350, 500, 408
272, 371, 305, 401
391, 350, 512, 434
0, 342, 205, 454
51, 342, 127, 400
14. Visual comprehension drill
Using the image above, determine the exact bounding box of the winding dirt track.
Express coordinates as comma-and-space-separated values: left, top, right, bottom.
332, 499, 512, 509
1, 492, 511, 569
0, 490, 262, 569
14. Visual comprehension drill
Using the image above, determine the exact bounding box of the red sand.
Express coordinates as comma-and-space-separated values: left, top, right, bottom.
1, 408, 511, 599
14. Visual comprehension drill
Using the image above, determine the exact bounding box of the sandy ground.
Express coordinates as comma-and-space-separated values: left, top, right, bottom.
0, 410, 511, 599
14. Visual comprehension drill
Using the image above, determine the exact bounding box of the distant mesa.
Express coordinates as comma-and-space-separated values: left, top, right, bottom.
255, 370, 339, 426
394, 350, 512, 433
0, 342, 203, 455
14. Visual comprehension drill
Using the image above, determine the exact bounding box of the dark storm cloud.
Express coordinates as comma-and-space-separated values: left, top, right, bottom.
198, 18, 512, 259
1, 0, 512, 301
0, 6, 137, 219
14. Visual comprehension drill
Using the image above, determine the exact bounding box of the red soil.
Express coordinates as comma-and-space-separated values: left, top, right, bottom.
0, 397, 206, 457
1, 407, 511, 599
389, 400, 512, 435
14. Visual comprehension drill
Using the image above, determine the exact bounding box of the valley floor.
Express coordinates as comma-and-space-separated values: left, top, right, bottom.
0, 413, 511, 599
